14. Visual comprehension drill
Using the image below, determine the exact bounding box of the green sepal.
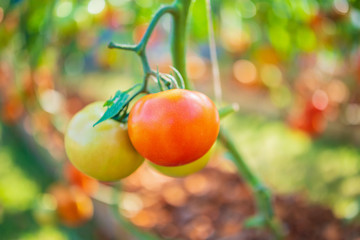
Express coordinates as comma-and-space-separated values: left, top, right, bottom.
93, 84, 141, 127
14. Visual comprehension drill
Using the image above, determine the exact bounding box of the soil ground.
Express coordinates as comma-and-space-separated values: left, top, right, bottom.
125, 168, 360, 240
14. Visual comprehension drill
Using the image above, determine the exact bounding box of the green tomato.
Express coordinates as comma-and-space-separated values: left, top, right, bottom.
64, 102, 144, 181
148, 145, 215, 177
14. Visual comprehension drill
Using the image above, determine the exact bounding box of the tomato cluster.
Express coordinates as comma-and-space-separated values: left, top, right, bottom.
65, 89, 219, 180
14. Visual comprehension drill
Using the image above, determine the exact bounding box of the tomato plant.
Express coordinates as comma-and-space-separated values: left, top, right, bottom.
149, 144, 215, 177
65, 102, 144, 181
128, 89, 220, 167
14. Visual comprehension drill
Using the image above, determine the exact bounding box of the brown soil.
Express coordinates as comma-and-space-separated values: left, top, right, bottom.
124, 168, 360, 240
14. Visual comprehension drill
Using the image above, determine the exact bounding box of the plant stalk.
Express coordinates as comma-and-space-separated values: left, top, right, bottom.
218, 127, 273, 218
171, 0, 193, 89
219, 127, 283, 239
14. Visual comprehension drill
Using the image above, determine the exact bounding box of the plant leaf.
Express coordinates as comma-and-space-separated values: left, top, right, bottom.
93, 91, 130, 127
93, 84, 142, 127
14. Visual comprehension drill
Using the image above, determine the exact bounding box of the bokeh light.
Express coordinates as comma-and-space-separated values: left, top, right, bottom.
56, 1, 73, 18
233, 59, 257, 84
312, 90, 328, 111
260, 64, 282, 88
333, 0, 349, 15
88, 0, 105, 15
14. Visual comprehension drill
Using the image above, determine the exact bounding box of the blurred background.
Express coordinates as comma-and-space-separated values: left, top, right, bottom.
1, 0, 360, 239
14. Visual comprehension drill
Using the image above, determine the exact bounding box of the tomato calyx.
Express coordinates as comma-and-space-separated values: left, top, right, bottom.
94, 68, 185, 127
93, 84, 142, 126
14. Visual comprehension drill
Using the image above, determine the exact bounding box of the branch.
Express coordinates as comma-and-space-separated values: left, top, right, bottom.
171, 0, 193, 89
136, 5, 178, 54
108, 42, 137, 51
218, 127, 283, 238
109, 5, 178, 87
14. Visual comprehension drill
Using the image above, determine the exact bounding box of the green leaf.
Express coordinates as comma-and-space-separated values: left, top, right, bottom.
93, 91, 130, 127
93, 84, 142, 127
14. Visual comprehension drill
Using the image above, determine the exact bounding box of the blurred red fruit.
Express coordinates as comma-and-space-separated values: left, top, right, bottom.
64, 163, 99, 195
289, 101, 327, 137
49, 184, 93, 227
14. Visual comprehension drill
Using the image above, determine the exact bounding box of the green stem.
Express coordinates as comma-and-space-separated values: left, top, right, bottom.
218, 103, 239, 119
218, 127, 269, 197
219, 127, 283, 238
171, 0, 192, 89
136, 5, 178, 54
108, 42, 137, 51
109, 5, 177, 84
139, 51, 152, 76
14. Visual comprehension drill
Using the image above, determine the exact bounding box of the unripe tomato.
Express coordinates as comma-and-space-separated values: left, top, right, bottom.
128, 89, 220, 166
149, 144, 215, 177
49, 184, 93, 227
65, 102, 144, 181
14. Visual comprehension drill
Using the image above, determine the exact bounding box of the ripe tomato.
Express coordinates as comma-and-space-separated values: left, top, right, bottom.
49, 184, 93, 227
128, 89, 220, 166
289, 101, 326, 137
65, 102, 144, 181
149, 144, 215, 177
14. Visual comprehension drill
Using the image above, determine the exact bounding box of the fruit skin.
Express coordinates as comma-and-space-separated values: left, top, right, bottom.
149, 144, 215, 177
128, 89, 220, 167
65, 102, 144, 181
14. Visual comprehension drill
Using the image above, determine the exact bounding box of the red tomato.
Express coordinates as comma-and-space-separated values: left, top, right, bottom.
128, 89, 220, 167
63, 163, 99, 195
49, 184, 93, 227
289, 101, 326, 137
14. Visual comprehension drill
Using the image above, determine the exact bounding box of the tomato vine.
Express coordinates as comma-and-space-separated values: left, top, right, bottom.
101, 0, 284, 238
